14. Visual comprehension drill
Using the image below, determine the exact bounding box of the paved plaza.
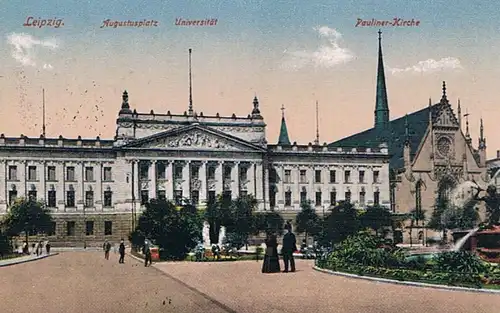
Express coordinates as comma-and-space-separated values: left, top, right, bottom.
1, 252, 499, 313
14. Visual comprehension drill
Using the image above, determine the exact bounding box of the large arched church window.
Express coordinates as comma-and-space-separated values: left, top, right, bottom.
437, 175, 456, 204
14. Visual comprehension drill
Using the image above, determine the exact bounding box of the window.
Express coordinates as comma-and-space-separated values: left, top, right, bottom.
315, 192, 322, 206
239, 167, 247, 182
47, 166, 56, 181
315, 170, 322, 183
156, 162, 166, 179
208, 191, 216, 203
208, 167, 216, 180
104, 190, 112, 207
85, 191, 94, 207
141, 190, 149, 205
345, 191, 351, 202
223, 166, 232, 180
330, 170, 336, 183
359, 170, 365, 183
47, 190, 56, 207
373, 170, 380, 183
104, 221, 112, 236
85, 167, 94, 181
28, 166, 37, 181
9, 190, 17, 205
359, 191, 366, 206
28, 190, 37, 201
284, 170, 291, 183
285, 191, 292, 206
191, 190, 199, 205
240, 190, 248, 197
174, 166, 183, 179
139, 162, 149, 180
174, 190, 183, 205
8, 166, 17, 180
66, 221, 76, 236
157, 190, 166, 201
415, 181, 422, 215
103, 167, 112, 181
300, 191, 307, 204
191, 166, 199, 179
299, 170, 307, 183
270, 189, 276, 208
85, 221, 94, 236
66, 166, 75, 181
374, 191, 380, 206
48, 222, 56, 236
330, 191, 336, 205
66, 190, 75, 207
344, 170, 351, 183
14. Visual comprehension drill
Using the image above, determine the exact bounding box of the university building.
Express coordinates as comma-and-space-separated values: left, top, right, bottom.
0, 64, 390, 244
330, 31, 489, 242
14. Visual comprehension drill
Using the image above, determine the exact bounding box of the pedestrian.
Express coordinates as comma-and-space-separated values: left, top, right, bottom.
103, 240, 111, 260
45, 240, 51, 254
143, 240, 152, 267
282, 222, 297, 273
262, 232, 280, 273
118, 239, 125, 264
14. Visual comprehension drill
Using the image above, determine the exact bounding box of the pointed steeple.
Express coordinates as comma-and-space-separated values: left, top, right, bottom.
188, 48, 194, 116
479, 118, 486, 149
119, 90, 132, 114
314, 101, 320, 145
464, 110, 472, 145
440, 81, 448, 104
374, 30, 389, 129
404, 114, 410, 146
457, 99, 462, 128
277, 105, 291, 145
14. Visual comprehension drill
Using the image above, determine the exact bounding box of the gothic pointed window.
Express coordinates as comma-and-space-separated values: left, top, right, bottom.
415, 181, 422, 225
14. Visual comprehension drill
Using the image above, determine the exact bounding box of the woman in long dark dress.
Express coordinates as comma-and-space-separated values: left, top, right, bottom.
262, 233, 281, 273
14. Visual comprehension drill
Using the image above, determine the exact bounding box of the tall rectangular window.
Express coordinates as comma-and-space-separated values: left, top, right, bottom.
344, 170, 351, 183
66, 221, 76, 236
315, 192, 322, 207
191, 190, 199, 205
141, 190, 149, 205
315, 170, 322, 183
104, 221, 112, 236
239, 167, 248, 182
47, 166, 56, 181
330, 191, 336, 205
103, 167, 112, 181
299, 170, 307, 183
66, 167, 75, 181
374, 191, 380, 206
104, 190, 112, 207
300, 191, 307, 204
359, 191, 366, 206
174, 190, 183, 206
284, 170, 291, 183
9, 190, 17, 205
285, 191, 292, 206
223, 166, 232, 180
85, 191, 94, 207
208, 167, 216, 180
157, 162, 166, 180
140, 163, 149, 180
66, 190, 75, 207
85, 221, 94, 236
47, 190, 56, 207
28, 166, 37, 181
373, 171, 380, 183
174, 166, 183, 179
329, 170, 336, 183
8, 166, 17, 180
359, 170, 365, 183
345, 191, 351, 203
85, 167, 94, 181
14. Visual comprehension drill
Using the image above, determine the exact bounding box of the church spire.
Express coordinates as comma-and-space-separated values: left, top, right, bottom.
277, 105, 291, 145
404, 114, 410, 146
479, 118, 486, 149
314, 100, 320, 145
464, 110, 471, 145
457, 99, 462, 129
374, 29, 389, 129
188, 48, 194, 116
440, 81, 448, 104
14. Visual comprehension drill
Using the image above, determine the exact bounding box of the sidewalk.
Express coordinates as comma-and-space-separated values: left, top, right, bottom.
0, 253, 58, 267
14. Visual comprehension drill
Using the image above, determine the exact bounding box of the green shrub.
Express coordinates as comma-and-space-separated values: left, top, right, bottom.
434, 251, 488, 274
0, 232, 12, 256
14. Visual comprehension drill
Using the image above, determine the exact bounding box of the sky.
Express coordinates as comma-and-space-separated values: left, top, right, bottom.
1, 0, 500, 158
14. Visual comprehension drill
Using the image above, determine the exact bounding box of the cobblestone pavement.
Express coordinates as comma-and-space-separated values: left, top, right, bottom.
155, 260, 500, 313
0, 251, 231, 313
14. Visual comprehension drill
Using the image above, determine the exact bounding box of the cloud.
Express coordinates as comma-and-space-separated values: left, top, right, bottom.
388, 57, 463, 75
282, 26, 355, 70
6, 33, 58, 69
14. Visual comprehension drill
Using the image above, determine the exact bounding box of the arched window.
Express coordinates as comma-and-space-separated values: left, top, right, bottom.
415, 181, 422, 213
438, 175, 456, 203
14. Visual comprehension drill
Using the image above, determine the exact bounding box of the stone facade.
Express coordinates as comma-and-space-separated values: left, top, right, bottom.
0, 92, 390, 245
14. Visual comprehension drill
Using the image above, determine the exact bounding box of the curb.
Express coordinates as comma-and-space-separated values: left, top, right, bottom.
313, 266, 500, 294
126, 251, 238, 313
0, 253, 59, 268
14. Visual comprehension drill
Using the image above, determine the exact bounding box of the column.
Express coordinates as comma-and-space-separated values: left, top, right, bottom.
58, 162, 65, 211
181, 161, 190, 199
248, 162, 255, 197
322, 166, 329, 207
96, 162, 102, 211
165, 160, 173, 200
77, 161, 84, 211
199, 161, 207, 204
20, 161, 27, 198
263, 162, 270, 210
215, 161, 223, 196
148, 160, 157, 200
40, 161, 46, 204
231, 161, 239, 199
308, 166, 314, 203
255, 162, 263, 209
133, 160, 140, 204
294, 166, 300, 210
277, 164, 284, 209
0, 161, 5, 211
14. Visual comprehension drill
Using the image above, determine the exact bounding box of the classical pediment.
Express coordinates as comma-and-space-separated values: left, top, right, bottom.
122, 124, 265, 152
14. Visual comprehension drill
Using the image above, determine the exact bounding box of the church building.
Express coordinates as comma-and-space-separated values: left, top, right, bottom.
330, 31, 489, 242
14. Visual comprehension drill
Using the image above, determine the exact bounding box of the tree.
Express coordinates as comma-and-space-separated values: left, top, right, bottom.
295, 201, 320, 244
1, 198, 53, 246
224, 194, 258, 248
204, 198, 223, 244
323, 201, 361, 245
253, 211, 285, 236
359, 205, 392, 236
129, 198, 203, 260
0, 231, 12, 257
428, 195, 450, 241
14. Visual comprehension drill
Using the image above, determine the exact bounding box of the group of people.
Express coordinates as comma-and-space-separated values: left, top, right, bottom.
102, 239, 126, 263
262, 222, 297, 274
21, 240, 51, 256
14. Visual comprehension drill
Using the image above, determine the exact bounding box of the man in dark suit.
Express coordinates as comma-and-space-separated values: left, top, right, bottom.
281, 222, 296, 273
